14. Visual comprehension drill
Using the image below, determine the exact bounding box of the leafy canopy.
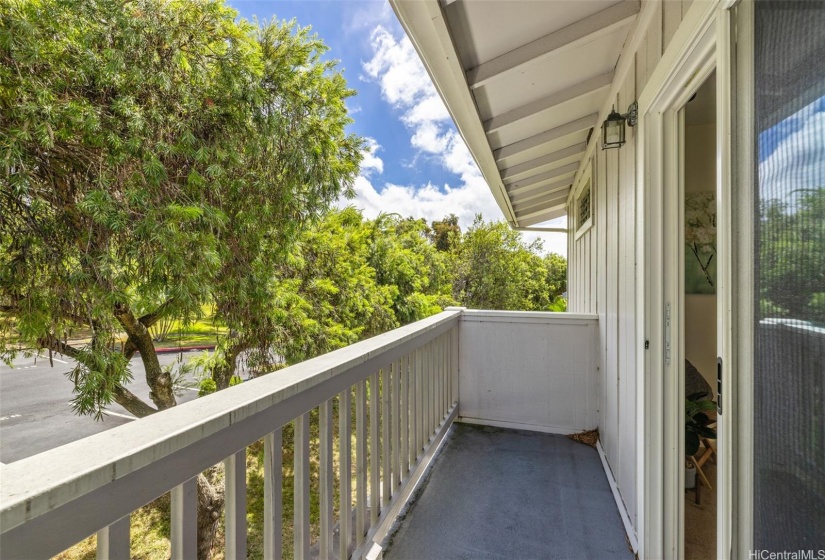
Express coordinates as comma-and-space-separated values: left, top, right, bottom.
0, 0, 363, 416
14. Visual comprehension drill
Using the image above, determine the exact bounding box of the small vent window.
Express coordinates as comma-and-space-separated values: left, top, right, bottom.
578, 189, 591, 225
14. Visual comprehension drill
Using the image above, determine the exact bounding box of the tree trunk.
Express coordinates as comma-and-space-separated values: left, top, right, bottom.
212, 340, 245, 390
112, 384, 158, 417
196, 473, 224, 560
114, 302, 176, 410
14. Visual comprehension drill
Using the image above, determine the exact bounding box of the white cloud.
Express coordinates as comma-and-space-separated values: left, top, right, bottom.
350, 24, 568, 256
360, 137, 384, 176
342, 174, 499, 229
759, 102, 825, 207
338, 175, 569, 256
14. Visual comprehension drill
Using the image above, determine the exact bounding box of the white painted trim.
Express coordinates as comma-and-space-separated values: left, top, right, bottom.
636, 1, 737, 557
731, 3, 755, 556
597, 441, 638, 554
459, 309, 598, 324
573, 161, 594, 240
456, 417, 581, 436
715, 8, 735, 558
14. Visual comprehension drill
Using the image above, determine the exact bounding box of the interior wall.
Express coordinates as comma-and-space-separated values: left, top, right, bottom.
684, 122, 717, 392
566, 0, 695, 541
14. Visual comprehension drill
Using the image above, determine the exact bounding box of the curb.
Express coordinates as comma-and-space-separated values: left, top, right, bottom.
143, 345, 215, 354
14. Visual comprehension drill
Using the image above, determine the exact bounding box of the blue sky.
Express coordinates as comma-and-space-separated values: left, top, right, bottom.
758, 95, 825, 208
227, 0, 568, 255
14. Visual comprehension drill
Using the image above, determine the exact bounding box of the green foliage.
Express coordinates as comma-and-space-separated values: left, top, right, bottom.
451, 216, 567, 311
685, 392, 717, 456
267, 208, 453, 364
198, 378, 217, 397
429, 214, 460, 252
0, 0, 363, 415
228, 375, 242, 387
759, 189, 825, 323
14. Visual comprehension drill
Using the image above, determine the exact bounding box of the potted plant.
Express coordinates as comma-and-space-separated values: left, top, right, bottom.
685, 391, 717, 489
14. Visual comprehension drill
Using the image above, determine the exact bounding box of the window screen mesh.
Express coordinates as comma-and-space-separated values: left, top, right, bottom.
578, 187, 591, 227
753, 0, 825, 551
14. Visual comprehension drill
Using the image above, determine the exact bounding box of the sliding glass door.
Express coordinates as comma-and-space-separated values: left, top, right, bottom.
750, 0, 825, 551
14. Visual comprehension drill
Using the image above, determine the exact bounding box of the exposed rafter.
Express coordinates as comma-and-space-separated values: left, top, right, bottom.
511, 191, 570, 215
500, 143, 587, 181
466, 0, 639, 88
517, 205, 568, 228
485, 74, 611, 134
505, 161, 579, 190
508, 179, 571, 205
493, 114, 597, 161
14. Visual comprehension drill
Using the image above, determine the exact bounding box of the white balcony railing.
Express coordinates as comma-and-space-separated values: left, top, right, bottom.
0, 308, 599, 559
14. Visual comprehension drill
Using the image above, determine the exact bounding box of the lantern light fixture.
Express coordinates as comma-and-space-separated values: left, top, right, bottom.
601, 102, 638, 150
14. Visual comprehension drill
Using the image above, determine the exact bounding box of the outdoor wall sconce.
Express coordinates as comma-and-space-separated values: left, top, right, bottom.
601, 102, 638, 149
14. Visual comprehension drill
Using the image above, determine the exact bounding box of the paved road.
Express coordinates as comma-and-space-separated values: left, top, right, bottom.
0, 351, 205, 464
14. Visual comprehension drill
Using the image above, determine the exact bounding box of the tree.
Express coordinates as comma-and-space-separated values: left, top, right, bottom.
759, 188, 825, 322
452, 216, 562, 311
430, 213, 461, 252
0, 1, 362, 556
543, 252, 568, 304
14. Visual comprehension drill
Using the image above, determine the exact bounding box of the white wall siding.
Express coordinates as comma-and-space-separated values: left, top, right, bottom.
457, 311, 599, 434
566, 0, 689, 538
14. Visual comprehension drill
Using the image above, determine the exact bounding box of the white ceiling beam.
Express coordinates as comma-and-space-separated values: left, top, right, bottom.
516, 205, 568, 228
512, 191, 570, 214
500, 143, 587, 181
505, 161, 579, 191
466, 0, 640, 88
485, 74, 611, 134
508, 179, 571, 205
493, 114, 597, 161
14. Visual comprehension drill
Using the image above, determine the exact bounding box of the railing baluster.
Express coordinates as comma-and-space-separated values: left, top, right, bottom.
435, 336, 444, 420
448, 332, 453, 406
225, 449, 247, 560
356, 380, 367, 548
381, 365, 391, 508
393, 358, 401, 488
369, 371, 380, 525
339, 389, 352, 560
294, 413, 310, 560
428, 340, 434, 438
421, 344, 428, 445
450, 323, 459, 406
400, 355, 409, 481
96, 514, 129, 560
320, 399, 333, 560
171, 477, 197, 560
264, 428, 283, 560
416, 346, 424, 455
442, 335, 448, 415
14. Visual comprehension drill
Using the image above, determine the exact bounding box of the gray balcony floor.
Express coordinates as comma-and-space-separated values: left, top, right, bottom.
384, 423, 634, 560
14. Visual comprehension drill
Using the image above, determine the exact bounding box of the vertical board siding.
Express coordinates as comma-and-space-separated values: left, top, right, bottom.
618, 70, 639, 525
647, 2, 663, 79
564, 2, 688, 535
663, 0, 683, 53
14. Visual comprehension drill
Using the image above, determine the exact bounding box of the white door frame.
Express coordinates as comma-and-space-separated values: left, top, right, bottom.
635, 1, 737, 557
